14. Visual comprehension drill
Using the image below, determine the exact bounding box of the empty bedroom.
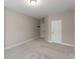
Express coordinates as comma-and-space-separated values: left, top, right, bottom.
4, 0, 75, 59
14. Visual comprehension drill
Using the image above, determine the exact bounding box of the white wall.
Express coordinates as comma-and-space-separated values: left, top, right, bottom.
45, 11, 75, 45
5, 8, 39, 48
40, 19, 45, 38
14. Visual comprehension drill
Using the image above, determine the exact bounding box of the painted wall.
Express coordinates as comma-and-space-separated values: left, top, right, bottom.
40, 19, 45, 38
45, 11, 75, 45
5, 8, 39, 48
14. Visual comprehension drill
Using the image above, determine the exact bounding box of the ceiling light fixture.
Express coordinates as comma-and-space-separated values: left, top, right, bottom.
26, 0, 39, 6
30, 0, 37, 4
30, 0, 38, 5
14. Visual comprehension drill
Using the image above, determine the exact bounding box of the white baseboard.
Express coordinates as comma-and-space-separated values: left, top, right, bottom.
47, 40, 74, 47
5, 37, 38, 50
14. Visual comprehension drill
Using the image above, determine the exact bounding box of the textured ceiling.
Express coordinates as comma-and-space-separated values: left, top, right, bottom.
5, 0, 75, 18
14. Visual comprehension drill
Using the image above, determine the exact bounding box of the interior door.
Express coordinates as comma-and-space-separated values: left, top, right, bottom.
50, 20, 62, 43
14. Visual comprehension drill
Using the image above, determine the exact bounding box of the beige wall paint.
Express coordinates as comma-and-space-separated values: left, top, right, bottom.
45, 11, 75, 45
5, 8, 39, 48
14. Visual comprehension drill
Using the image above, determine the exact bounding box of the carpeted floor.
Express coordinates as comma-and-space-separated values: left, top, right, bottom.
5, 39, 74, 59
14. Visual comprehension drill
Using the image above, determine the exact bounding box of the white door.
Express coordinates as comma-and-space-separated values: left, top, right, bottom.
50, 20, 62, 43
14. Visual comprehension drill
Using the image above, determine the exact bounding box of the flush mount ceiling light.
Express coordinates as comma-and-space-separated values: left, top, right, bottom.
30, 0, 37, 4
26, 0, 40, 6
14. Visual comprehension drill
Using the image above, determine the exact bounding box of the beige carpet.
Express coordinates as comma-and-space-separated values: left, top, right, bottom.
5, 39, 74, 59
